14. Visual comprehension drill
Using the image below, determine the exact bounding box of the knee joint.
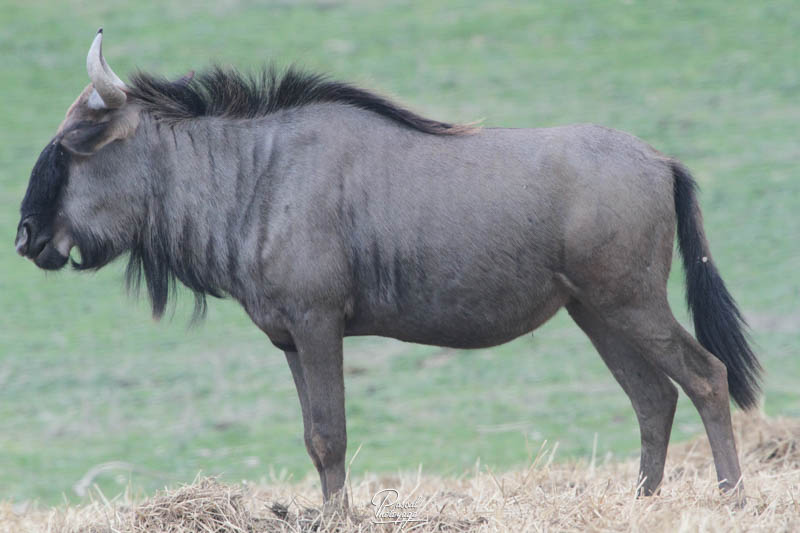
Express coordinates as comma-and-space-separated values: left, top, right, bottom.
693, 358, 729, 403
305, 426, 346, 468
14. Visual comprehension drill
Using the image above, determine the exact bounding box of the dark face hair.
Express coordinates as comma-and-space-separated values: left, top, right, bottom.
16, 141, 70, 268
20, 140, 69, 222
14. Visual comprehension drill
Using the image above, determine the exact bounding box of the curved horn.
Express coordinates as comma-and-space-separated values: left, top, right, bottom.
86, 28, 127, 109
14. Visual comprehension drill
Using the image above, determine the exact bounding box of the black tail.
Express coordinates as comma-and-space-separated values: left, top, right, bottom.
672, 161, 762, 409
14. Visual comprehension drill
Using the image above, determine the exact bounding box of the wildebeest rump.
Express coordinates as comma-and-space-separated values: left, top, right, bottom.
15, 30, 761, 505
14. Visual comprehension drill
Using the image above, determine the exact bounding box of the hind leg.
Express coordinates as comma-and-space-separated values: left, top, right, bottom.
598, 299, 744, 496
567, 301, 678, 495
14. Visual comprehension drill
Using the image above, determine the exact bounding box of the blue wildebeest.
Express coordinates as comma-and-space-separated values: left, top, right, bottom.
16, 30, 760, 505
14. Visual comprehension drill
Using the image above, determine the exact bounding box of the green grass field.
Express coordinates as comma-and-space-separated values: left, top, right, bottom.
0, 0, 798, 505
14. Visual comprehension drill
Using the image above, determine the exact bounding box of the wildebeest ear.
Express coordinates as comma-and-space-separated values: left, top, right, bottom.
60, 107, 141, 156
60, 121, 112, 156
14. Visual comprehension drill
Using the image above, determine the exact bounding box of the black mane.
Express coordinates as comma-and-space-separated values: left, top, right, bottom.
128, 65, 474, 135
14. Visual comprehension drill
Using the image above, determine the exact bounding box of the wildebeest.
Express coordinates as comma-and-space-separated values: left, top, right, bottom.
16, 30, 760, 506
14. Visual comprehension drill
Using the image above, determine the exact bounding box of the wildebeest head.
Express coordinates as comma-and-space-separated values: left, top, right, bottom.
15, 29, 143, 271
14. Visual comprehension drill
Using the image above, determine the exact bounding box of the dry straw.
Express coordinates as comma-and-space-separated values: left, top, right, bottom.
2, 411, 798, 532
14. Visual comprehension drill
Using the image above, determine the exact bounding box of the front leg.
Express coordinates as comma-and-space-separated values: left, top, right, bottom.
284, 311, 347, 506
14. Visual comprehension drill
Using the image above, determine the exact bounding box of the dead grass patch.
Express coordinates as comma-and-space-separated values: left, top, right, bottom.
2, 411, 799, 532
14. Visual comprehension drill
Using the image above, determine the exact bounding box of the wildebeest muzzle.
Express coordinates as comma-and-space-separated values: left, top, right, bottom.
15, 216, 70, 270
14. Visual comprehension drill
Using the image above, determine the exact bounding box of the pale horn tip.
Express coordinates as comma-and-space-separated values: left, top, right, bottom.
86, 27, 126, 108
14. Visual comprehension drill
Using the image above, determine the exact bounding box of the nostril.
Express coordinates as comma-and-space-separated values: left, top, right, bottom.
15, 223, 30, 256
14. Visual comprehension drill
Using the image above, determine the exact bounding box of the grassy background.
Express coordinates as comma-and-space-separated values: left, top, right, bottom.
0, 0, 798, 504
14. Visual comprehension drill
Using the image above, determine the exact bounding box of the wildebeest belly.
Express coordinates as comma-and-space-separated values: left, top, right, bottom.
344, 244, 569, 348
